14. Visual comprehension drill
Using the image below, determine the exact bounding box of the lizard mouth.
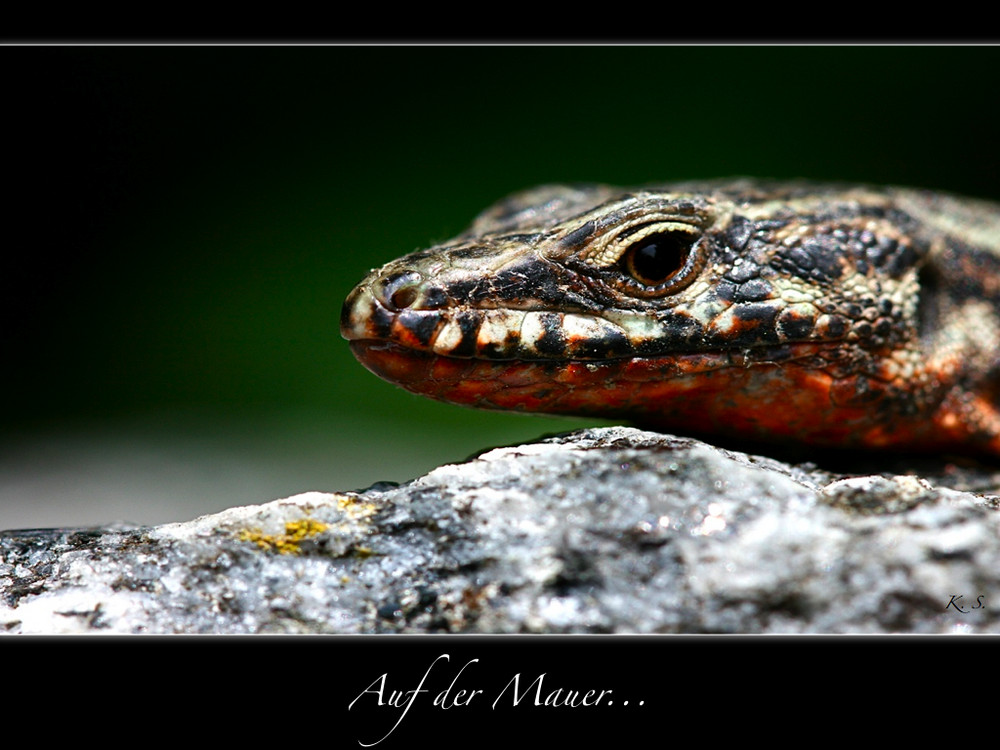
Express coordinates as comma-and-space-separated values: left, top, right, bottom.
341, 268, 842, 421
340, 278, 643, 363
342, 281, 734, 415
342, 278, 832, 363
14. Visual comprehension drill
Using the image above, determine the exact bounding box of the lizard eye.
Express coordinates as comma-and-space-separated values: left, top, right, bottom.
624, 230, 693, 286
612, 225, 707, 297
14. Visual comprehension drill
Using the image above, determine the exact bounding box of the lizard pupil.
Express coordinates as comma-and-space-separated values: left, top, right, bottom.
624, 231, 691, 286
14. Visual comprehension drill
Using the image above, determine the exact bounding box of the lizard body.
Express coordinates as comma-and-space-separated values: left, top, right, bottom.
341, 179, 1000, 454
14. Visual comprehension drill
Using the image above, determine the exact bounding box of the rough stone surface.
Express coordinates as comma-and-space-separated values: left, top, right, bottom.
2, 426, 999, 634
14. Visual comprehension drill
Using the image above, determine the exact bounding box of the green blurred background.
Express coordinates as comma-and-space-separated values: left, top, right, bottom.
3, 46, 998, 529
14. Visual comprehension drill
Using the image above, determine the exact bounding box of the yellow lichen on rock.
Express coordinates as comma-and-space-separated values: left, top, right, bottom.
336, 494, 378, 520
237, 518, 329, 555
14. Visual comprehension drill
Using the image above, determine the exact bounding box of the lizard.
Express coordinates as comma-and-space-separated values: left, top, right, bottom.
340, 179, 1000, 455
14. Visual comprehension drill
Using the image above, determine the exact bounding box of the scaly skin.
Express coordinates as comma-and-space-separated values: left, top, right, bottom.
341, 179, 1000, 454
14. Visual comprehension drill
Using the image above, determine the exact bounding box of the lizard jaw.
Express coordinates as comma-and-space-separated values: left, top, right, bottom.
347, 338, 907, 450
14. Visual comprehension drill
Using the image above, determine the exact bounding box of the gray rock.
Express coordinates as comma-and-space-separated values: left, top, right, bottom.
2, 426, 998, 634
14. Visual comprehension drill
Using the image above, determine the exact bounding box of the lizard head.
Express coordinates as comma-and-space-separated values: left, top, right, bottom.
340, 180, 950, 448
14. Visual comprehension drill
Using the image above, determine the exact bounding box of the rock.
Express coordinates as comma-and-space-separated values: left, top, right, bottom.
2, 426, 998, 634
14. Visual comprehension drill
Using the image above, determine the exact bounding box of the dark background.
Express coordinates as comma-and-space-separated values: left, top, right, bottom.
3, 46, 998, 528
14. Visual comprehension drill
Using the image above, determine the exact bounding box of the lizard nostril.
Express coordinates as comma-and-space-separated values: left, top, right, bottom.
390, 285, 419, 310
380, 271, 422, 311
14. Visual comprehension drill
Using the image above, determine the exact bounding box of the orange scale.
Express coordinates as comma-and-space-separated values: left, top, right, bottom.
429, 355, 477, 383
496, 362, 549, 387
483, 383, 569, 411
351, 341, 432, 386
551, 361, 625, 386
439, 378, 507, 406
